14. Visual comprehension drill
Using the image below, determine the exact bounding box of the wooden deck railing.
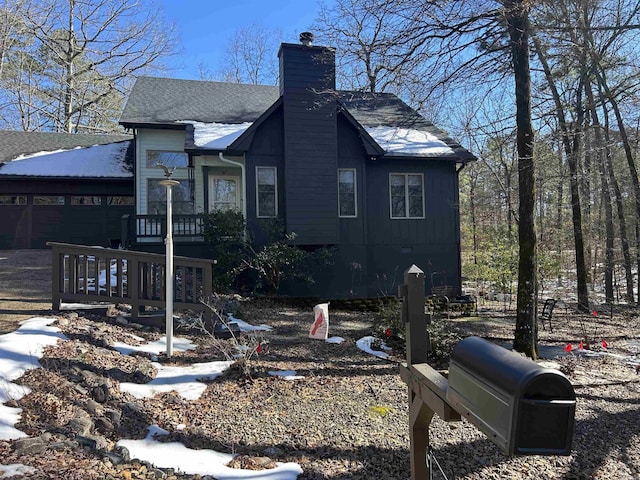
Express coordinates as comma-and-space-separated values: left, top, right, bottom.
49, 242, 214, 321
121, 214, 205, 246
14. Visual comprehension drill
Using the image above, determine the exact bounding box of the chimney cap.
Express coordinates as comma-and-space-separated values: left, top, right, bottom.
299, 31, 314, 46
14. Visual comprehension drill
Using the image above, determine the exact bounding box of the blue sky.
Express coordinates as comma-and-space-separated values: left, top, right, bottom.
156, 0, 327, 79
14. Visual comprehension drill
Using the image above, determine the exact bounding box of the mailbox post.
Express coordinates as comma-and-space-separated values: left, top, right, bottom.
399, 265, 461, 480
399, 265, 576, 480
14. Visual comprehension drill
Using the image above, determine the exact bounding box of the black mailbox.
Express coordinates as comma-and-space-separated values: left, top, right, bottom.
446, 336, 576, 456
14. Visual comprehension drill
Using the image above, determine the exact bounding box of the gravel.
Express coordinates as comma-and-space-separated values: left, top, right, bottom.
0, 297, 639, 479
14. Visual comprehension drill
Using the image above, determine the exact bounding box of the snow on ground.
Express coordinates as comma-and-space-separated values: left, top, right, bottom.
0, 142, 132, 177
120, 361, 233, 400
0, 318, 67, 440
117, 425, 303, 479
0, 463, 37, 478
228, 314, 273, 332
356, 336, 391, 359
113, 335, 197, 356
0, 317, 304, 478
325, 336, 344, 344
267, 370, 305, 381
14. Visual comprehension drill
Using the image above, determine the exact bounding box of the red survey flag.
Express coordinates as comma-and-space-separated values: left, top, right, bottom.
579, 341, 584, 350
602, 339, 608, 349
565, 343, 573, 352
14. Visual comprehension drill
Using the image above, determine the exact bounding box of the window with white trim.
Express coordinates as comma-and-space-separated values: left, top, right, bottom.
390, 173, 424, 219
147, 179, 194, 214
256, 166, 277, 218
338, 168, 357, 217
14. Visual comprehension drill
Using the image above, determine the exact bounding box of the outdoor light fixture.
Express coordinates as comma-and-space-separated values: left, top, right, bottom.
157, 163, 179, 357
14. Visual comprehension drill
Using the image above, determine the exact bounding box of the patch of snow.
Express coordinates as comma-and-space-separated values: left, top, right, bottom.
119, 361, 233, 400
326, 336, 345, 344
356, 336, 390, 359
178, 121, 252, 149
268, 370, 305, 381
364, 126, 455, 156
117, 425, 303, 479
0, 142, 131, 177
113, 335, 196, 356
228, 314, 273, 332
0, 318, 67, 440
0, 463, 37, 478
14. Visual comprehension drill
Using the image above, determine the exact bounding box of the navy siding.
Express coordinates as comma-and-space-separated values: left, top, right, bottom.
337, 115, 366, 245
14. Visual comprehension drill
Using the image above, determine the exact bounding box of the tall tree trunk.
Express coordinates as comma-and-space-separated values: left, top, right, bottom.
586, 80, 614, 302
63, 0, 75, 133
600, 99, 634, 301
556, 139, 564, 288
532, 35, 590, 312
506, 0, 537, 359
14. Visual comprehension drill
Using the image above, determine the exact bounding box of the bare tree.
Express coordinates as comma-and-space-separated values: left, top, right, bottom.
211, 24, 281, 85
0, 0, 177, 132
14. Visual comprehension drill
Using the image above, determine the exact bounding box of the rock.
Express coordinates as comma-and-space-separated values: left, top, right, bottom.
102, 450, 126, 466
68, 409, 93, 435
13, 436, 46, 456
76, 435, 97, 449
104, 408, 122, 428
115, 316, 129, 326
84, 399, 103, 415
91, 384, 110, 403
5, 399, 19, 408
152, 467, 167, 479
95, 417, 114, 434
57, 317, 70, 326
129, 323, 145, 330
77, 434, 108, 451
113, 445, 131, 463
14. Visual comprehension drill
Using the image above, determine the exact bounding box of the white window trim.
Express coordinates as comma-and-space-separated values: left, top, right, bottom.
256, 166, 278, 218
338, 168, 358, 218
389, 173, 425, 219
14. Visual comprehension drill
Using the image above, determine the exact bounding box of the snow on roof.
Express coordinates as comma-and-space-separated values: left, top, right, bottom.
364, 126, 455, 157
0, 141, 132, 177
179, 120, 252, 149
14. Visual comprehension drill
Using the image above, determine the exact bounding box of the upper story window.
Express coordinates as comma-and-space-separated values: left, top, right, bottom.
0, 195, 26, 205
147, 179, 194, 215
107, 196, 134, 206
146, 150, 188, 169
338, 168, 357, 217
71, 196, 101, 205
256, 166, 277, 218
390, 173, 424, 219
34, 195, 65, 205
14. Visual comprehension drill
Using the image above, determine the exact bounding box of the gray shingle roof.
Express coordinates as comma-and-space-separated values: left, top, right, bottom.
120, 76, 281, 125
338, 91, 476, 161
0, 130, 132, 163
120, 76, 476, 161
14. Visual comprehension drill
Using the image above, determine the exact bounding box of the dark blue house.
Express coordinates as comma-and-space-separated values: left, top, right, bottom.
124, 36, 476, 297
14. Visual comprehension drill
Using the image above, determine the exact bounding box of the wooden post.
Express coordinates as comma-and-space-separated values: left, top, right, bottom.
400, 264, 460, 480
402, 264, 430, 366
402, 265, 431, 479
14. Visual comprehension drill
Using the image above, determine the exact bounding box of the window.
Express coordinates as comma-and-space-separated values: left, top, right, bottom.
71, 196, 101, 205
34, 196, 65, 205
107, 196, 134, 206
146, 150, 188, 169
338, 168, 357, 217
147, 179, 194, 214
390, 173, 424, 219
256, 166, 277, 217
0, 196, 26, 205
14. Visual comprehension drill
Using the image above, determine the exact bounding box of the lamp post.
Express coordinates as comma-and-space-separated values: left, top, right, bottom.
157, 164, 178, 357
